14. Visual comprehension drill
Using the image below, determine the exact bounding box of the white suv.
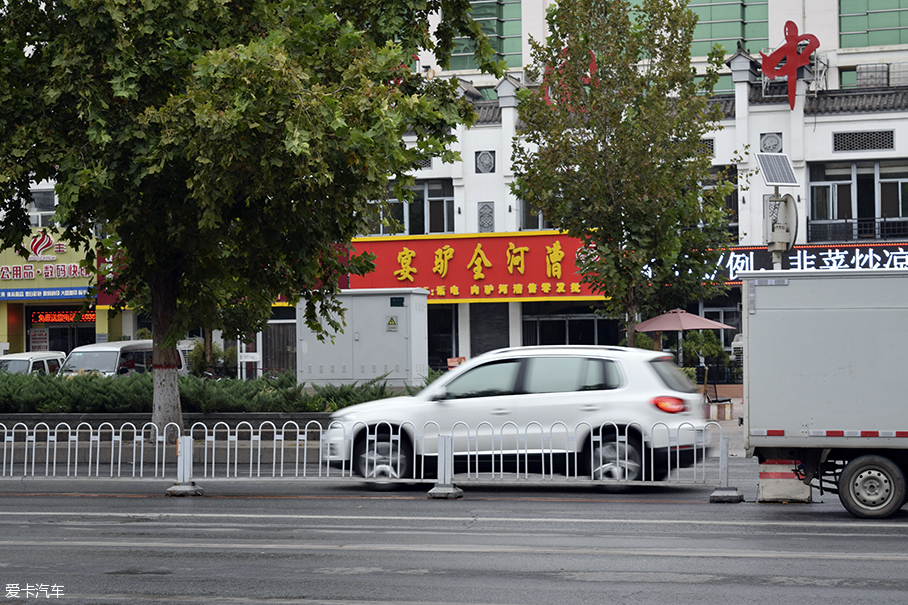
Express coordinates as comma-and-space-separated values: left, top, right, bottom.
325, 345, 706, 481
58, 340, 188, 378
0, 351, 66, 375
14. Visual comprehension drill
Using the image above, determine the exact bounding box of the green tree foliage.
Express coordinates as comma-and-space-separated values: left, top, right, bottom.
511, 0, 734, 347
0, 0, 502, 429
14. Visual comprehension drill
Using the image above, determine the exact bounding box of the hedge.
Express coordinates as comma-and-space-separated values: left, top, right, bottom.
0, 371, 414, 415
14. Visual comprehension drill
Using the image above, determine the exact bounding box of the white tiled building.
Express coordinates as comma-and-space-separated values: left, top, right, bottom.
348, 0, 908, 373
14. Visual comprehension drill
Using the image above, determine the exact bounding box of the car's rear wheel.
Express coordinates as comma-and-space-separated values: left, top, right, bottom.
353, 432, 411, 480
583, 435, 643, 481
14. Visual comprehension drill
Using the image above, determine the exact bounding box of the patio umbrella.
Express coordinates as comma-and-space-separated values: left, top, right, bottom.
633, 310, 736, 393
634, 309, 734, 333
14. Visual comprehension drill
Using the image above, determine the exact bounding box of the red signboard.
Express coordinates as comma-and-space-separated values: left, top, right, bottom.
349, 232, 601, 303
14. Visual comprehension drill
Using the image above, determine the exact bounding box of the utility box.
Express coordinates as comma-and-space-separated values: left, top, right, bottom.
296, 288, 429, 388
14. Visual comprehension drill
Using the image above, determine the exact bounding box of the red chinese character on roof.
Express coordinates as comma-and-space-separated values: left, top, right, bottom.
761, 21, 820, 110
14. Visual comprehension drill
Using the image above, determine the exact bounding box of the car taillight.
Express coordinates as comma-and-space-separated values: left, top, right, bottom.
651, 396, 687, 414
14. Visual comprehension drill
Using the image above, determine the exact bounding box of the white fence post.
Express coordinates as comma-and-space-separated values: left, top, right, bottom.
710, 437, 744, 503
428, 435, 463, 499
166, 436, 204, 497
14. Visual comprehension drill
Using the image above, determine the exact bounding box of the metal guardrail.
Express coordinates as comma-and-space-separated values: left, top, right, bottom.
0, 420, 741, 501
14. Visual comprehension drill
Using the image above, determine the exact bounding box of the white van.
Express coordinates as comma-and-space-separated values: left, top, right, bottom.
58, 340, 188, 378
0, 351, 66, 375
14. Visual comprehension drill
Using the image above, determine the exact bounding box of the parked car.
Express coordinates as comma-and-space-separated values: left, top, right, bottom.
324, 345, 706, 481
0, 351, 66, 375
58, 340, 188, 378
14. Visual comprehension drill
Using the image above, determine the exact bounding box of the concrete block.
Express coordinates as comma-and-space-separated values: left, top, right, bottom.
757, 459, 811, 503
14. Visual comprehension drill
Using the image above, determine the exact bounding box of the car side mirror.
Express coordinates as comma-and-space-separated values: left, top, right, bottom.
118, 366, 130, 375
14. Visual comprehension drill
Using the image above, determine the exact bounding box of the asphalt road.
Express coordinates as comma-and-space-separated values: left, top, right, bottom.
3, 450, 908, 605
3, 411, 907, 604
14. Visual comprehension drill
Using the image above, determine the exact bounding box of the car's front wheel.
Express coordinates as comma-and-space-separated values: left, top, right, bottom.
353, 433, 411, 480
583, 436, 642, 481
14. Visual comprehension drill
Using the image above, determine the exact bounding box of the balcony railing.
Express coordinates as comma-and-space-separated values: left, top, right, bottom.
807, 218, 908, 243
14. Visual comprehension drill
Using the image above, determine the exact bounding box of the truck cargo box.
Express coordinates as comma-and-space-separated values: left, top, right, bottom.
741, 268, 908, 518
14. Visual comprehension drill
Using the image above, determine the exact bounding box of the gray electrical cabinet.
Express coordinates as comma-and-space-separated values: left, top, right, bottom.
296, 288, 429, 387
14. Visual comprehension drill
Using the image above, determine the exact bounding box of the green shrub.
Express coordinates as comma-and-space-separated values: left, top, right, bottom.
186, 340, 226, 376
0, 369, 413, 415
312, 376, 396, 412
619, 331, 656, 351
405, 367, 446, 395
5, 359, 726, 415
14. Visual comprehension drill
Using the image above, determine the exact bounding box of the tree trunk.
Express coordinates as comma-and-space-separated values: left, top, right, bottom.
150, 270, 183, 437
626, 299, 638, 349
204, 327, 215, 375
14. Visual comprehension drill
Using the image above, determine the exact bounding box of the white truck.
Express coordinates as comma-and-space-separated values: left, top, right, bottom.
742, 269, 908, 518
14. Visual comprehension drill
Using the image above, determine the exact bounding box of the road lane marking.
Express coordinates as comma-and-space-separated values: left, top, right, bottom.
0, 539, 906, 561
1, 510, 907, 531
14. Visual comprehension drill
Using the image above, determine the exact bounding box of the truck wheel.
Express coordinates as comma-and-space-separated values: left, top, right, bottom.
838, 455, 906, 519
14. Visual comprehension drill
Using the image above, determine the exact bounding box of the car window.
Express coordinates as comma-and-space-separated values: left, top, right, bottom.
60, 352, 119, 374
442, 360, 521, 399
128, 350, 150, 373
523, 357, 585, 394
46, 358, 61, 374
31, 361, 47, 374
0, 360, 29, 374
119, 351, 137, 373
649, 357, 698, 393
523, 357, 622, 394
579, 359, 622, 391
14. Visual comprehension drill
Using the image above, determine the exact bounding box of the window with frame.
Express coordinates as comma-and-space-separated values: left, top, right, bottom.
367, 179, 454, 236
705, 166, 739, 236
28, 190, 56, 227
840, 0, 908, 48
809, 162, 854, 221
688, 0, 768, 58
520, 201, 552, 231
808, 159, 908, 241
449, 0, 522, 71
879, 161, 908, 218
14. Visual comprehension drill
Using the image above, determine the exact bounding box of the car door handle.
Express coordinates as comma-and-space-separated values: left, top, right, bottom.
490, 409, 510, 415
580, 405, 599, 412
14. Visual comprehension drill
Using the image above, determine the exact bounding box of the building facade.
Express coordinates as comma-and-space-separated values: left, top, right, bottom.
346, 0, 908, 372
7, 1, 908, 381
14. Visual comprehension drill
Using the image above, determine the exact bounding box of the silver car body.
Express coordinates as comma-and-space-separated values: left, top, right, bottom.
325, 345, 705, 466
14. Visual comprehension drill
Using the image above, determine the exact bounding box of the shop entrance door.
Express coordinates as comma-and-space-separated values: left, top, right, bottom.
46, 325, 94, 354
